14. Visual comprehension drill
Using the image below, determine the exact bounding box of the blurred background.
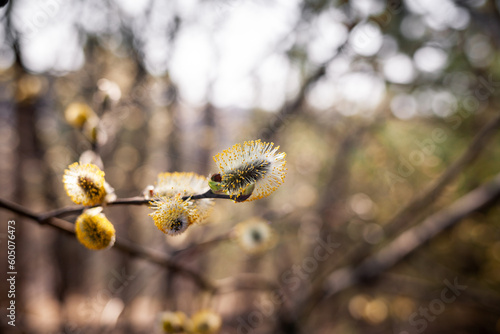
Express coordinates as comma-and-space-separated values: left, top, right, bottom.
1, 0, 500, 333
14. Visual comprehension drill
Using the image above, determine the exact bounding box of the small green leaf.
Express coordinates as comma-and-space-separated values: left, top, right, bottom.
208, 180, 224, 193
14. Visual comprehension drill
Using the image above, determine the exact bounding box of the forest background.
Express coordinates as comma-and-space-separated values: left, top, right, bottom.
1, 0, 500, 333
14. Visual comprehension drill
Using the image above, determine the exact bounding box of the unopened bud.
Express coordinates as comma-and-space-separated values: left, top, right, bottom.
208, 174, 225, 194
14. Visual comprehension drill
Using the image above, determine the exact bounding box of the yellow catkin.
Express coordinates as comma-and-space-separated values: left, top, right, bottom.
148, 172, 214, 235
160, 311, 188, 333
75, 208, 115, 250
213, 140, 287, 201
63, 162, 107, 205
190, 310, 222, 334
149, 196, 193, 236
234, 219, 277, 255
64, 102, 96, 128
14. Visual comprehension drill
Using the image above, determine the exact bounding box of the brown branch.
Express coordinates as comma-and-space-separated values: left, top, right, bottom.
0, 195, 283, 293
325, 113, 500, 274
300, 171, 500, 317
319, 122, 378, 219
37, 190, 233, 221
383, 112, 500, 237
189, 190, 233, 200
111, 235, 214, 290
259, 51, 342, 141
326, 170, 500, 295
172, 233, 231, 260
0, 197, 215, 291
38, 197, 151, 221
258, 19, 357, 142
259, 65, 326, 141
215, 273, 278, 294
306, 121, 380, 285
0, 198, 41, 222
299, 114, 500, 319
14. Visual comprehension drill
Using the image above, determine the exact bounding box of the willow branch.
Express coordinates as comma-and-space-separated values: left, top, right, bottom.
1, 195, 283, 293
0, 198, 215, 290
0, 198, 41, 222
173, 233, 231, 260
36, 190, 233, 221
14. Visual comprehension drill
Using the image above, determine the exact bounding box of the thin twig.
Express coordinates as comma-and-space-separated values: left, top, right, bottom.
383, 112, 500, 237
260, 66, 326, 141
37, 190, 233, 221
112, 235, 214, 290
172, 233, 231, 260
215, 273, 278, 294
259, 52, 337, 141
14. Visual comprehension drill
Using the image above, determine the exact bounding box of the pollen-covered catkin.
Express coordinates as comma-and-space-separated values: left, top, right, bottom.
213, 140, 287, 201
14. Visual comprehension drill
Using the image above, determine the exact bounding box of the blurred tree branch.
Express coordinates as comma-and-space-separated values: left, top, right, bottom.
259, 33, 356, 141
319, 121, 381, 221
259, 62, 327, 141
298, 113, 500, 321
325, 169, 500, 296
172, 233, 231, 260
383, 113, 500, 237
299, 169, 500, 320
326, 113, 500, 275
308, 120, 381, 286
215, 273, 279, 294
